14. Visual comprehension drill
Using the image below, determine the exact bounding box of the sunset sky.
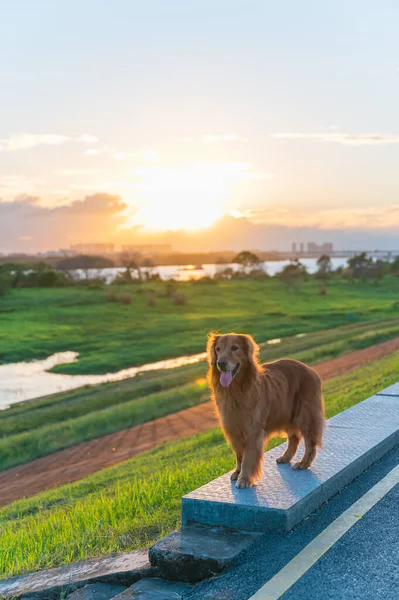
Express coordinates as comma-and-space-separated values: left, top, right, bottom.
1, 1, 399, 252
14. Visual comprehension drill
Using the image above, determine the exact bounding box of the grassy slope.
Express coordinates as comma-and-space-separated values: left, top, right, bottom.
1, 351, 399, 579
0, 277, 398, 374
1, 319, 399, 470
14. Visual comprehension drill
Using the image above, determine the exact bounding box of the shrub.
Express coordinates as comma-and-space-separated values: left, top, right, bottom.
214, 267, 234, 280
120, 293, 132, 305
106, 291, 118, 302
147, 290, 156, 306
165, 280, 178, 297
191, 276, 217, 285
86, 278, 105, 290
112, 271, 141, 285
172, 292, 187, 306
0, 270, 11, 296
249, 268, 269, 280
276, 260, 308, 289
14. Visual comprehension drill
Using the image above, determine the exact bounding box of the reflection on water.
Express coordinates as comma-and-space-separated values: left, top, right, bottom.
0, 351, 207, 410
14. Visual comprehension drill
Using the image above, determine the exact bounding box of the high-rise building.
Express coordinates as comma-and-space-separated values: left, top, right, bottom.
70, 243, 115, 255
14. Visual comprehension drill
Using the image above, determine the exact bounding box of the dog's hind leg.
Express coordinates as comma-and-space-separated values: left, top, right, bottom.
293, 386, 324, 470
276, 432, 301, 464
293, 435, 317, 470
236, 433, 264, 488
230, 449, 243, 481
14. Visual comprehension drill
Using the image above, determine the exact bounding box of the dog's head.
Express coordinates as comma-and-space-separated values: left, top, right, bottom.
207, 332, 260, 388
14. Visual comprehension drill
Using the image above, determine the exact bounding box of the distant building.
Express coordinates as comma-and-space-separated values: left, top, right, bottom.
120, 244, 172, 256
321, 242, 333, 253
307, 242, 334, 254
299, 242, 304, 253
292, 242, 297, 252
70, 243, 115, 255
307, 242, 318, 253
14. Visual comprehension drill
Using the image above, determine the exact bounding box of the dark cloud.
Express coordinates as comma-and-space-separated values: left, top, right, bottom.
0, 194, 127, 253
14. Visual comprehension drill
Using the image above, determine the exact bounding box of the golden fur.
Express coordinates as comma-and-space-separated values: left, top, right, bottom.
207, 332, 324, 488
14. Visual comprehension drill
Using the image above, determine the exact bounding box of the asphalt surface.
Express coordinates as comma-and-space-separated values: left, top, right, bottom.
185, 443, 399, 600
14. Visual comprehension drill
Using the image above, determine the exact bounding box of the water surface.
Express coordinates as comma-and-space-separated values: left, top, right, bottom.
0, 351, 206, 410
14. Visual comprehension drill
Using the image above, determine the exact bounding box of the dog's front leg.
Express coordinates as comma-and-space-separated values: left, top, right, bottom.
230, 449, 243, 481
236, 433, 264, 488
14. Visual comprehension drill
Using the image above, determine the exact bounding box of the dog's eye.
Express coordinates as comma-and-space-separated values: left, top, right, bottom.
231, 345, 238, 351
216, 347, 220, 352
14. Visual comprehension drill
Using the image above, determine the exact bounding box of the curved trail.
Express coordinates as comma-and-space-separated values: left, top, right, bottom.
1, 336, 399, 508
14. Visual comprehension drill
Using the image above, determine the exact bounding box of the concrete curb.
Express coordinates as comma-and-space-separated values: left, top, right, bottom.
0, 550, 151, 599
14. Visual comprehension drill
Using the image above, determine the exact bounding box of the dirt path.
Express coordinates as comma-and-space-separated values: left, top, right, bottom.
1, 336, 399, 508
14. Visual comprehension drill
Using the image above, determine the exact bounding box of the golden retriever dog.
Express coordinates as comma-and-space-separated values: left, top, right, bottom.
207, 332, 324, 488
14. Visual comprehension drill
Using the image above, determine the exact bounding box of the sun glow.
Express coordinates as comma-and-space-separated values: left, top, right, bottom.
130, 162, 255, 231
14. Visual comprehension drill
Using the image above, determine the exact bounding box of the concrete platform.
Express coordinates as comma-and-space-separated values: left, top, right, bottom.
182, 393, 399, 533
149, 524, 260, 582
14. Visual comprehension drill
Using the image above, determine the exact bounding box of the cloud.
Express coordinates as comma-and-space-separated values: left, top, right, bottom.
0, 174, 47, 194
114, 150, 159, 162
0, 193, 128, 252
83, 148, 102, 156
271, 131, 399, 146
244, 204, 399, 229
0, 133, 98, 152
56, 168, 100, 176
200, 134, 248, 144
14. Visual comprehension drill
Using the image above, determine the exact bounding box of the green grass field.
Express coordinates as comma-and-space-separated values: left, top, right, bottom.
1, 277, 398, 374
2, 318, 399, 471
1, 351, 399, 579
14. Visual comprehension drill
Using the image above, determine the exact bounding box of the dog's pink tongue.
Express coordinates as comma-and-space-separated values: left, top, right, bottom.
220, 370, 233, 387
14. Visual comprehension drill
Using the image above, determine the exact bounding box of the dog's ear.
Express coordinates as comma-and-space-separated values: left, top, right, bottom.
243, 334, 260, 367
207, 332, 219, 367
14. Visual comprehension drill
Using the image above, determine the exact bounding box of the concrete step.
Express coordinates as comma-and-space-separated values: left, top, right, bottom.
113, 578, 191, 599
182, 393, 399, 532
149, 524, 260, 582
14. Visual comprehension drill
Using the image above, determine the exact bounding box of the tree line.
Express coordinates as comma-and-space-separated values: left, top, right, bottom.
0, 251, 398, 296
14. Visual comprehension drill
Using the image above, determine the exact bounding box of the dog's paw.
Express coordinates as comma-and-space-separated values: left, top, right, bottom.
230, 470, 240, 481
292, 461, 309, 470
276, 455, 291, 464
236, 477, 256, 488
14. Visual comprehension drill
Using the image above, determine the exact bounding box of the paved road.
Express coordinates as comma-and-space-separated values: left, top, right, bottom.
280, 482, 399, 600
2, 337, 399, 507
185, 444, 399, 600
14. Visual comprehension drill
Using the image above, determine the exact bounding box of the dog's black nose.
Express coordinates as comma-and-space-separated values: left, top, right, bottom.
217, 359, 228, 370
